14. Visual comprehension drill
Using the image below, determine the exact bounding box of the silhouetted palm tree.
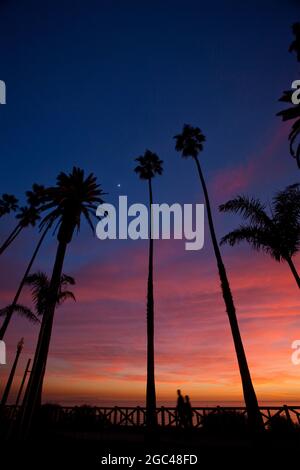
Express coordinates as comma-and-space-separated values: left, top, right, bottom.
0, 193, 18, 218
24, 271, 75, 408
0, 272, 74, 331
0, 184, 47, 255
135, 150, 163, 428
25, 271, 75, 315
19, 167, 104, 437
277, 23, 300, 168
0, 185, 51, 338
1, 338, 24, 406
219, 184, 300, 288
0, 223, 51, 340
174, 124, 263, 431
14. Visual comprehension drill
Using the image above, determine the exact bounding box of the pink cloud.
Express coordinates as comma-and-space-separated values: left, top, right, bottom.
211, 123, 291, 201
1, 235, 299, 405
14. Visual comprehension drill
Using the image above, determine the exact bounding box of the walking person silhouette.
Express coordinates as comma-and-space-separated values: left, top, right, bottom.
176, 389, 185, 427
184, 395, 193, 428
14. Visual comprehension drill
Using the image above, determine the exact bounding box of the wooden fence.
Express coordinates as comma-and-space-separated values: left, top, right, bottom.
3, 404, 300, 429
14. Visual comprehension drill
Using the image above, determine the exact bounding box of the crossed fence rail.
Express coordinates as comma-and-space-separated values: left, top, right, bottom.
3, 405, 300, 428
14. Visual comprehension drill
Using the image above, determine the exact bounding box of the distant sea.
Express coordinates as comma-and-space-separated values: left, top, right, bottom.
44, 398, 300, 407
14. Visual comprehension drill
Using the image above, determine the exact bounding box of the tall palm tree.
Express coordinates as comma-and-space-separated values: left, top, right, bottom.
0, 184, 46, 255
277, 23, 300, 168
0, 193, 18, 218
134, 150, 163, 428
19, 167, 105, 437
174, 124, 263, 431
219, 184, 300, 288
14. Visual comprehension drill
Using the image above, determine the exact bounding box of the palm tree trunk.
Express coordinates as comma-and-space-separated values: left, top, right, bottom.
0, 223, 22, 255
1, 339, 23, 406
194, 156, 263, 431
19, 240, 68, 438
0, 224, 50, 340
146, 178, 157, 427
286, 256, 300, 288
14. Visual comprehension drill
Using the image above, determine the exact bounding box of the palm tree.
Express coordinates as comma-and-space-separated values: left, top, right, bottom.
0, 193, 18, 218
277, 23, 300, 168
24, 271, 75, 408
25, 271, 75, 315
174, 124, 263, 431
19, 167, 105, 437
0, 185, 51, 338
0, 223, 51, 340
219, 184, 300, 288
1, 338, 24, 406
134, 150, 163, 428
0, 184, 46, 255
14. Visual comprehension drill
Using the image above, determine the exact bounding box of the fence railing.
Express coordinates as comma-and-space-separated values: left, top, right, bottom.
3, 405, 300, 429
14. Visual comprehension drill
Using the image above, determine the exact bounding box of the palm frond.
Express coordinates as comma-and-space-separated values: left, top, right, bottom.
25, 271, 76, 315
39, 167, 105, 239
57, 291, 76, 305
220, 225, 282, 261
219, 195, 272, 228
0, 304, 39, 324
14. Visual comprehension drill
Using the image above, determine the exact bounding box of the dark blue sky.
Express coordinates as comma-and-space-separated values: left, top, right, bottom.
0, 0, 298, 266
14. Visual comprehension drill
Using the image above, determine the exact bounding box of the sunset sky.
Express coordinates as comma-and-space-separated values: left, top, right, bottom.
0, 0, 299, 406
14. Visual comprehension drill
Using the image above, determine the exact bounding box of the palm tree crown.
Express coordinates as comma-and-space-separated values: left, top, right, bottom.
174, 124, 206, 159
277, 24, 300, 167
0, 193, 19, 217
16, 205, 41, 228
134, 150, 163, 180
219, 184, 300, 262
40, 167, 105, 242
25, 271, 75, 315
26, 184, 47, 208
0, 272, 75, 326
277, 90, 300, 168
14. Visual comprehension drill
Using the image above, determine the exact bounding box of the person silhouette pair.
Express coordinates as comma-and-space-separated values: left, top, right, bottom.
176, 389, 193, 427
